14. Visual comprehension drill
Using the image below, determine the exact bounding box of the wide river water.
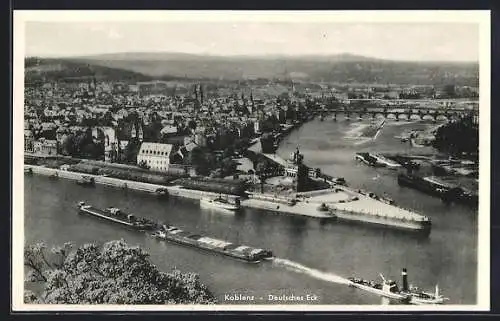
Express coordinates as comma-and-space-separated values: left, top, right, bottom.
24, 118, 478, 305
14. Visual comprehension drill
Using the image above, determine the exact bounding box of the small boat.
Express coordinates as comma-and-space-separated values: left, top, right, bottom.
200, 196, 240, 211
76, 175, 95, 187
155, 188, 169, 198
24, 168, 33, 175
49, 172, 59, 180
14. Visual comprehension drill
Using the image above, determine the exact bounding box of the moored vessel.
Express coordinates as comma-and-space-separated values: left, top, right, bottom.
200, 196, 241, 211
355, 152, 384, 167
76, 175, 95, 187
398, 173, 464, 202
370, 153, 402, 169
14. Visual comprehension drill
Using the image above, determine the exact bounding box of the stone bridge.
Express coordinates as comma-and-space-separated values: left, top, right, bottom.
318, 107, 478, 122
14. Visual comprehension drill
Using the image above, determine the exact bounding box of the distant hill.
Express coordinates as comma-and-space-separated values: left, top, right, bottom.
24, 57, 153, 84
25, 53, 479, 86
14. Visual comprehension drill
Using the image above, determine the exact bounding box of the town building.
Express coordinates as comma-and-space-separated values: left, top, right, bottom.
24, 130, 34, 153
33, 138, 58, 156
137, 142, 174, 172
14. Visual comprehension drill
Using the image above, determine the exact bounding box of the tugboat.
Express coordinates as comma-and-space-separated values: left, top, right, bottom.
200, 195, 240, 211
348, 268, 448, 305
348, 274, 410, 303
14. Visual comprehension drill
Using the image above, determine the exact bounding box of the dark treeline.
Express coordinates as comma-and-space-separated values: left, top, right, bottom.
432, 114, 479, 157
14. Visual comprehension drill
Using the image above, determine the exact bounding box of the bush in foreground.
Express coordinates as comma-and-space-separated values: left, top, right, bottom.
24, 240, 216, 304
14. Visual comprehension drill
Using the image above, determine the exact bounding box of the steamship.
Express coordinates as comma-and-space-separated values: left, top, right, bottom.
348, 268, 448, 305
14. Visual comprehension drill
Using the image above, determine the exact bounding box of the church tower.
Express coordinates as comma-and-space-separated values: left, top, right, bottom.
131, 123, 137, 139
199, 84, 204, 105
138, 122, 144, 142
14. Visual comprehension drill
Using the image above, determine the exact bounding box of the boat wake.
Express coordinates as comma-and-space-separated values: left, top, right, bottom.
270, 257, 350, 285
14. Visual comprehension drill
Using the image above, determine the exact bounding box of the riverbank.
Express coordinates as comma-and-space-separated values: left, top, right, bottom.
25, 165, 239, 201
25, 163, 431, 233
24, 165, 335, 220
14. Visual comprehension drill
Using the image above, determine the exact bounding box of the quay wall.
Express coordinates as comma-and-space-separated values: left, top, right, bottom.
296, 188, 338, 198
246, 192, 293, 205
25, 165, 332, 220
25, 165, 240, 201
26, 165, 166, 193
25, 165, 430, 231
333, 210, 427, 233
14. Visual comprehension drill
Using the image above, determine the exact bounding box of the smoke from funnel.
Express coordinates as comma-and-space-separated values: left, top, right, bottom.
402, 268, 409, 291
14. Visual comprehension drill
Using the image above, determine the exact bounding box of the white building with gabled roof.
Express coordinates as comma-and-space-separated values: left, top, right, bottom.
137, 142, 173, 172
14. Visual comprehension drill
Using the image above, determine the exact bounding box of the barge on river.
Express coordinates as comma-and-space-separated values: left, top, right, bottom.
151, 226, 272, 263
398, 173, 477, 206
76, 201, 272, 263
77, 202, 157, 231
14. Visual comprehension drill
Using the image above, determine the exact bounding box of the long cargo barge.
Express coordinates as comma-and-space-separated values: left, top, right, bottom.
150, 227, 272, 263
76, 201, 273, 263
77, 202, 158, 231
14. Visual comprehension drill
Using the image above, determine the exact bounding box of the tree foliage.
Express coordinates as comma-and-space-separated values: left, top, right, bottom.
124, 138, 141, 164
24, 240, 216, 304
432, 114, 478, 156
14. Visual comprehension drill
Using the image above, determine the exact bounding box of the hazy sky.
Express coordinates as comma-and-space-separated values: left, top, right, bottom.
24, 21, 479, 61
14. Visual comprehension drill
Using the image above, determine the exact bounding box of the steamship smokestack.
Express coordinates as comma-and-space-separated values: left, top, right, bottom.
402, 268, 409, 291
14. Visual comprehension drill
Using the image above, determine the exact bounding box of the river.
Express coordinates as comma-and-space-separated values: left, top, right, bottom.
24, 118, 477, 305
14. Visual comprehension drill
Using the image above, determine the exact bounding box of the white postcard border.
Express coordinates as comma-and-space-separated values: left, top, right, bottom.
12, 10, 491, 312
